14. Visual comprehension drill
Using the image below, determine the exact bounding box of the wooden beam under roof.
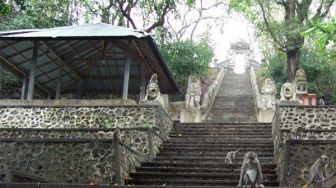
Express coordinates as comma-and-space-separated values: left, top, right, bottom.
40, 41, 82, 80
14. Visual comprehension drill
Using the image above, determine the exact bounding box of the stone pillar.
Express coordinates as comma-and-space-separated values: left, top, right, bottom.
27, 41, 39, 100
140, 63, 146, 101
55, 67, 62, 99
20, 76, 28, 100
122, 57, 131, 99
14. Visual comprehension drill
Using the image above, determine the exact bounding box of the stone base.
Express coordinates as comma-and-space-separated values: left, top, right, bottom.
180, 108, 202, 123
258, 110, 275, 122
279, 100, 301, 105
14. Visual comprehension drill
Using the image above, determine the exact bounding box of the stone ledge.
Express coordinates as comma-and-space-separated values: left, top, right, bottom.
286, 139, 336, 144
279, 104, 336, 108
0, 99, 137, 107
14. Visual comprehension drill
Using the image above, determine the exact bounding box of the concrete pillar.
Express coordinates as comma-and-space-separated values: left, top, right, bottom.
20, 76, 28, 100
122, 58, 131, 99
55, 67, 62, 99
140, 63, 146, 100
27, 41, 39, 100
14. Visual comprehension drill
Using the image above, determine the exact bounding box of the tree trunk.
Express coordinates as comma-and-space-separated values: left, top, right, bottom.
286, 49, 300, 82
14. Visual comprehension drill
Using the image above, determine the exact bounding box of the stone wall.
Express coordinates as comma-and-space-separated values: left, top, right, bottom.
0, 139, 123, 184
279, 105, 336, 129
277, 140, 336, 187
274, 105, 336, 152
0, 103, 172, 135
0, 128, 163, 158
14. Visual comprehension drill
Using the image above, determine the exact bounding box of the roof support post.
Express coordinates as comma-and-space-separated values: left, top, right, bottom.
20, 76, 28, 100
140, 63, 146, 101
27, 41, 39, 100
122, 57, 131, 100
55, 66, 62, 99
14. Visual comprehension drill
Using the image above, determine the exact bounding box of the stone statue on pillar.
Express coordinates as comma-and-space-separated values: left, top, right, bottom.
280, 82, 297, 101
144, 74, 160, 101
180, 75, 202, 123
294, 69, 308, 96
143, 74, 170, 113
260, 77, 276, 110
185, 75, 201, 109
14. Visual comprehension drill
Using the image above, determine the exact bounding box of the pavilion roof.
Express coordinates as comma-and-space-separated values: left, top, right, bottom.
0, 23, 180, 96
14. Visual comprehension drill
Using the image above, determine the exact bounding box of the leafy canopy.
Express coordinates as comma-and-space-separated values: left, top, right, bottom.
160, 39, 214, 90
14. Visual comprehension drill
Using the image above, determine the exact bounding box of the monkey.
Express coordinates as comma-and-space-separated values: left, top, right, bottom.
290, 124, 303, 139
307, 155, 329, 186
225, 150, 239, 164
237, 151, 264, 188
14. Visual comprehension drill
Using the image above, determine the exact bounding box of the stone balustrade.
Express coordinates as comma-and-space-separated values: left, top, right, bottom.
277, 140, 336, 187
0, 100, 171, 184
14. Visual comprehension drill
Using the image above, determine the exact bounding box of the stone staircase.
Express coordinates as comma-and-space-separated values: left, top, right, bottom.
206, 70, 257, 123
126, 122, 278, 187
125, 69, 279, 187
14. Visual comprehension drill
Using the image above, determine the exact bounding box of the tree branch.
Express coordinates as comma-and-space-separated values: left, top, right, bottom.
257, 0, 286, 51
312, 0, 335, 20
116, 0, 137, 29
144, 0, 172, 33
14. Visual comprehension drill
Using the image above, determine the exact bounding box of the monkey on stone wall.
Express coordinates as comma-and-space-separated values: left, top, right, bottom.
225, 150, 239, 164
237, 151, 264, 188
290, 124, 303, 139
307, 155, 329, 186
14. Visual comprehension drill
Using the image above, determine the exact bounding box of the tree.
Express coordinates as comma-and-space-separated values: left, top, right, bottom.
0, 0, 86, 30
160, 39, 214, 90
303, 18, 336, 60
259, 47, 336, 103
230, 0, 335, 81
83, 0, 176, 33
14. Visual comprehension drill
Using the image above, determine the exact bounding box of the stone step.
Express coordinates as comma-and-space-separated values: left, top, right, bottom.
170, 132, 272, 138
164, 145, 273, 153
135, 166, 277, 174
141, 161, 277, 168
173, 122, 271, 127
169, 131, 272, 136
129, 172, 278, 180
166, 138, 273, 142
156, 151, 273, 157
153, 156, 274, 163
126, 178, 279, 186
166, 140, 274, 145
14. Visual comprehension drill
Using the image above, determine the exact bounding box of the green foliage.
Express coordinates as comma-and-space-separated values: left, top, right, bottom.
0, 0, 86, 30
303, 18, 336, 59
0, 66, 20, 99
160, 39, 214, 91
259, 47, 336, 103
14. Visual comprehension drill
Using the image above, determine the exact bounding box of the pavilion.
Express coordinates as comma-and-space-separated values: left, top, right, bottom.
0, 23, 180, 100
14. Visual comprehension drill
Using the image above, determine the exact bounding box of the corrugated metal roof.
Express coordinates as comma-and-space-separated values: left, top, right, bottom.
0, 23, 181, 97
0, 23, 148, 38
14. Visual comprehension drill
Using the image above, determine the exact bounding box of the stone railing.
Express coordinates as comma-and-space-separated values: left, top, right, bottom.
0, 127, 163, 185
277, 140, 336, 186
250, 66, 262, 111
0, 100, 172, 185
250, 67, 276, 122
0, 100, 172, 139
272, 105, 336, 186
201, 68, 225, 120
273, 105, 336, 153
279, 105, 336, 130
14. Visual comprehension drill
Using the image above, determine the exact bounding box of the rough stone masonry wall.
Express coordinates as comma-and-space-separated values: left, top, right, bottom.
277, 105, 336, 144
279, 105, 336, 130
0, 128, 162, 157
0, 105, 170, 130
278, 140, 336, 187
0, 139, 127, 184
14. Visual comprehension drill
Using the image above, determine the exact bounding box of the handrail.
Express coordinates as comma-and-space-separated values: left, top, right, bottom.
250, 66, 262, 111
202, 68, 226, 120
